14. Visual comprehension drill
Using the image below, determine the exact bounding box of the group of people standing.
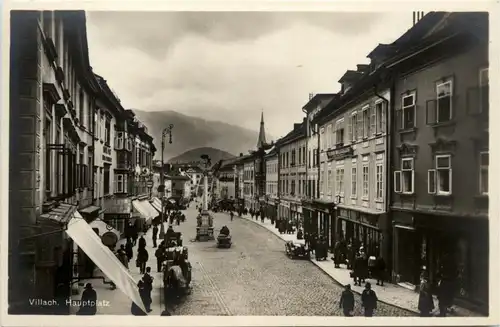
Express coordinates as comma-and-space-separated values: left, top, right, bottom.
339, 283, 379, 317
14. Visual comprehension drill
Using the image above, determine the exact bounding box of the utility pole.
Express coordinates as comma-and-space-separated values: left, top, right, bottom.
159, 124, 174, 240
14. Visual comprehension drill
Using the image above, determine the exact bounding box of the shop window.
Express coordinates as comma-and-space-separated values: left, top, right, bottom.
401, 92, 416, 129
394, 157, 414, 194
479, 151, 489, 195
375, 100, 386, 134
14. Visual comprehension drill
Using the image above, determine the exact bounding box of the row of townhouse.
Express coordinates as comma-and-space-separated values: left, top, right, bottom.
216, 12, 489, 312
9, 11, 157, 314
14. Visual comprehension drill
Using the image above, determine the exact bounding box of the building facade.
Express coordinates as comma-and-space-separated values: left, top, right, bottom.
388, 13, 488, 309
9, 10, 101, 313
278, 123, 307, 226
301, 94, 338, 240
317, 66, 391, 255
264, 146, 279, 222
9, 11, 158, 314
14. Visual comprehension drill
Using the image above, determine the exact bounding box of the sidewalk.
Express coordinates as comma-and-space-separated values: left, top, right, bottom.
235, 212, 482, 317
71, 226, 166, 315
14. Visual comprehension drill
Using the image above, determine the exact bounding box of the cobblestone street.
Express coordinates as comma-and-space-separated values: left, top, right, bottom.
165, 206, 415, 316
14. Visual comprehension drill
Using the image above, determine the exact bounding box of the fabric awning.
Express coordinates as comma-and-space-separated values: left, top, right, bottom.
80, 205, 101, 216
66, 211, 147, 313
151, 197, 162, 213
132, 200, 156, 224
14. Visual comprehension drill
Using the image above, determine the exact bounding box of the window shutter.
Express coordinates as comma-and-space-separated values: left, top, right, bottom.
357, 113, 363, 140
347, 117, 353, 142
411, 170, 415, 194
382, 103, 387, 133
427, 169, 436, 194
426, 100, 437, 125
370, 106, 376, 136
395, 110, 402, 131
449, 168, 452, 195
394, 171, 402, 193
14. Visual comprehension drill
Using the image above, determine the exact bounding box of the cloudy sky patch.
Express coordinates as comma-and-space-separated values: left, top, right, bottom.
87, 11, 413, 138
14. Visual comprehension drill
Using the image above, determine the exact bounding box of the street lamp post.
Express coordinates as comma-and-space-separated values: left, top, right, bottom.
159, 124, 174, 240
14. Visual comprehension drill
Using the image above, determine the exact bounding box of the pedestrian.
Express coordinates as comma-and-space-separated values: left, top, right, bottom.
138, 235, 146, 249
339, 284, 355, 317
131, 281, 148, 316
361, 282, 378, 317
333, 241, 342, 268
125, 239, 133, 262
76, 283, 97, 315
418, 275, 435, 317
375, 255, 386, 286
437, 278, 454, 317
137, 247, 149, 274
230, 211, 234, 221
142, 267, 154, 312
116, 244, 129, 269
152, 225, 158, 248
155, 244, 165, 273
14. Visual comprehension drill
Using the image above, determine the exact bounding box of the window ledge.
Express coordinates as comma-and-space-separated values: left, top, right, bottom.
398, 127, 418, 134
362, 197, 369, 201
398, 192, 415, 196
433, 193, 453, 197
350, 196, 357, 199
429, 121, 456, 128
375, 199, 384, 203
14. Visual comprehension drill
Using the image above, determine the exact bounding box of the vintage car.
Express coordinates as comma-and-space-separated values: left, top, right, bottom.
216, 233, 232, 248
165, 230, 183, 247
162, 243, 192, 299
285, 241, 310, 259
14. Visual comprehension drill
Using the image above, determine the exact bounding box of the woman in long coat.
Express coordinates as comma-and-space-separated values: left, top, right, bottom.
418, 276, 435, 317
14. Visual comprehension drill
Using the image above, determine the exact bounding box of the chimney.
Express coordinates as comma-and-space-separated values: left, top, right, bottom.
413, 11, 425, 25
239, 153, 243, 157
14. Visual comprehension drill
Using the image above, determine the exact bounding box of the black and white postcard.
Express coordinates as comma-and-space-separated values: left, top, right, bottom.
1, 1, 498, 326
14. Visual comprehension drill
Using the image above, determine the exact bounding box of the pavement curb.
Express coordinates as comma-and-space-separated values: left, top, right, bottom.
236, 213, 420, 316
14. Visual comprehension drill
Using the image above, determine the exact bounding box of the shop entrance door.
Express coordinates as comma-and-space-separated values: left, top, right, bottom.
396, 227, 419, 285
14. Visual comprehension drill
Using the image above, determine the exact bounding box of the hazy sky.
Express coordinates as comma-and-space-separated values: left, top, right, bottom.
86, 11, 413, 139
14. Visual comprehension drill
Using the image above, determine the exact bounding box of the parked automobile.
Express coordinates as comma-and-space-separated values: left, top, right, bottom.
285, 241, 310, 259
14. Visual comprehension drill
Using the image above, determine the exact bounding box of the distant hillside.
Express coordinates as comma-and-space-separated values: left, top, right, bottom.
131, 109, 263, 159
168, 147, 236, 164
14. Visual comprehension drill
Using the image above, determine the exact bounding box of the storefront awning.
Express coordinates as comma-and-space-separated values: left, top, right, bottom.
79, 205, 101, 216
151, 197, 162, 213
66, 211, 147, 313
132, 200, 157, 224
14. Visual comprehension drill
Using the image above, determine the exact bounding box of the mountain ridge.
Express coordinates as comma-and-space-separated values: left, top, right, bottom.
131, 109, 266, 159
168, 147, 236, 164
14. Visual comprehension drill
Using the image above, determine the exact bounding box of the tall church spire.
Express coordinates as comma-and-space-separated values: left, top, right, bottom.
257, 110, 267, 149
